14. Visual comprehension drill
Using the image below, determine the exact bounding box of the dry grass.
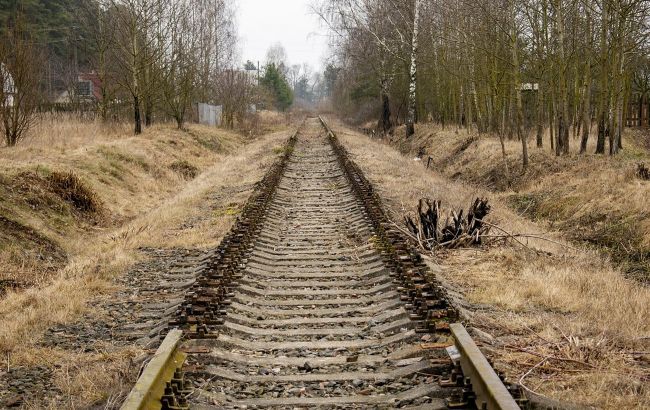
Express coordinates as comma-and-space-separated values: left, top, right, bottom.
331, 119, 650, 409
0, 115, 253, 285
385, 122, 650, 282
0, 114, 292, 407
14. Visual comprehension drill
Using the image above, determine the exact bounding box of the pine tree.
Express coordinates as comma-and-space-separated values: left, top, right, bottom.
261, 63, 293, 111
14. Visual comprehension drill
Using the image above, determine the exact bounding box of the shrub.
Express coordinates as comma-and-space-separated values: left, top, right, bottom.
47, 171, 102, 214
170, 160, 198, 180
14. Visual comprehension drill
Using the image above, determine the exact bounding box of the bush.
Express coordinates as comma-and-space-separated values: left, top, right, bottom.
170, 160, 198, 180
47, 171, 102, 214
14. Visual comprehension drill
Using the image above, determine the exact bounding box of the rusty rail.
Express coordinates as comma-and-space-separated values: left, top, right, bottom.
448, 323, 521, 410
121, 130, 300, 409
120, 329, 188, 410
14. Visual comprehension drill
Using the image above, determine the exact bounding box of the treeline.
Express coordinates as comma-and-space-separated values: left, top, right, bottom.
0, 0, 96, 63
319, 0, 650, 166
1, 0, 243, 145
253, 43, 339, 111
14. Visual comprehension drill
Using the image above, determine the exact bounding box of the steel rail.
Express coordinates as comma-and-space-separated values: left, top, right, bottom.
450, 323, 521, 410
319, 115, 523, 410
120, 329, 188, 410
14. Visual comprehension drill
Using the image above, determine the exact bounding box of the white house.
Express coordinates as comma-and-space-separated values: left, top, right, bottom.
1, 63, 15, 107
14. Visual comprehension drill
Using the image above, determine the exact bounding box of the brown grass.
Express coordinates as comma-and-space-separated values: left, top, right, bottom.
0, 115, 254, 285
0, 114, 292, 407
385, 123, 650, 283
330, 119, 650, 409
47, 171, 103, 214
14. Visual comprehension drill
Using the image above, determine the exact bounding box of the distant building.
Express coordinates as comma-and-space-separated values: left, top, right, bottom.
195, 103, 222, 127
54, 72, 103, 104
520, 83, 539, 91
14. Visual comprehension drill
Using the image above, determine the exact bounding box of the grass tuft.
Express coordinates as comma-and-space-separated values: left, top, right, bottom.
47, 171, 102, 214
169, 160, 198, 180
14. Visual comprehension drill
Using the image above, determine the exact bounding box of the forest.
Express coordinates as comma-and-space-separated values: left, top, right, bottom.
318, 0, 650, 166
0, 0, 334, 146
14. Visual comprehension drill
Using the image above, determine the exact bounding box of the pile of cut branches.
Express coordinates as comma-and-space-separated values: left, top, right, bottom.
404, 198, 491, 249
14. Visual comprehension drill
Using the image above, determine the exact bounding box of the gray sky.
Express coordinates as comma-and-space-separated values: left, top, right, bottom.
237, 0, 329, 70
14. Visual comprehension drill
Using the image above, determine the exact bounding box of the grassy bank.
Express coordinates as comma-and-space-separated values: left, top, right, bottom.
0, 113, 291, 407
332, 119, 650, 409
384, 122, 650, 283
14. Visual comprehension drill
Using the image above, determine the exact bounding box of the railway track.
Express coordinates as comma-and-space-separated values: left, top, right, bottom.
122, 118, 526, 409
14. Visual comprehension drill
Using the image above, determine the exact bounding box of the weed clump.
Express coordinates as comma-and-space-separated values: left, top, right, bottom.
273, 145, 294, 156
170, 160, 198, 180
637, 163, 650, 180
47, 171, 102, 214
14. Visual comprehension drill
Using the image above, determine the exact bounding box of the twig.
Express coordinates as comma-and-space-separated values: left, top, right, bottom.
518, 358, 547, 395
506, 345, 596, 368
388, 217, 431, 254
477, 220, 580, 252
475, 220, 534, 251
388, 217, 419, 242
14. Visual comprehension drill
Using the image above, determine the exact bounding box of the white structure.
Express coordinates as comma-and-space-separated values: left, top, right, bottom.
1, 63, 15, 107
520, 83, 539, 91
196, 103, 222, 127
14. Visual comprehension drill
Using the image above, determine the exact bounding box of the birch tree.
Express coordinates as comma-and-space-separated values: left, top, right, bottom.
320, 0, 650, 162
405, 0, 421, 137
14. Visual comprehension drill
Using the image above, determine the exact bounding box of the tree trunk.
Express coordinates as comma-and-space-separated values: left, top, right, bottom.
580, 63, 592, 153
459, 84, 465, 129
131, 17, 141, 135
555, 0, 570, 155
549, 100, 555, 151
134, 94, 142, 134
510, 0, 528, 169
536, 87, 544, 147
378, 78, 392, 135
612, 45, 625, 154
145, 98, 153, 127
405, 0, 421, 138
595, 3, 608, 154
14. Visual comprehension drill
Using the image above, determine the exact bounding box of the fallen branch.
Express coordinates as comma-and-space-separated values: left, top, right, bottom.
505, 345, 596, 369
477, 220, 580, 252
518, 358, 547, 395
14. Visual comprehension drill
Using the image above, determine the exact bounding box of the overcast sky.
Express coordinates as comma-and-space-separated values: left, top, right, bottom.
237, 0, 329, 70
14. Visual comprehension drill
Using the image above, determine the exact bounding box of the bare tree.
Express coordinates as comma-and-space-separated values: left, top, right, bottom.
216, 69, 255, 129
405, 0, 421, 138
159, 0, 197, 129
320, 0, 650, 162
0, 16, 42, 147
108, 0, 170, 134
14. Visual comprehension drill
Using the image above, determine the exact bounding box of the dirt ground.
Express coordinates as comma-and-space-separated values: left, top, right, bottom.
331, 118, 650, 409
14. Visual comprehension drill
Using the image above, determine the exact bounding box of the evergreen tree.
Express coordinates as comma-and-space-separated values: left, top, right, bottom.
0, 0, 95, 64
260, 63, 293, 111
